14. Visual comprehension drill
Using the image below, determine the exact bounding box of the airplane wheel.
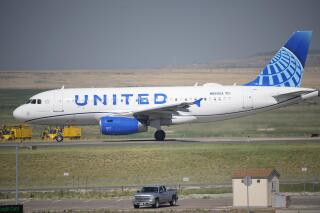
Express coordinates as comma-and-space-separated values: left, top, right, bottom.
56, 135, 63, 143
154, 130, 165, 141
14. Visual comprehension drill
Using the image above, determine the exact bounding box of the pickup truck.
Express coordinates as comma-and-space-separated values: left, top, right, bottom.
132, 185, 178, 208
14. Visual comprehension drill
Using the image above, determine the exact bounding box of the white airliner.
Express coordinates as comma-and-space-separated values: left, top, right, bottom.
13, 31, 319, 141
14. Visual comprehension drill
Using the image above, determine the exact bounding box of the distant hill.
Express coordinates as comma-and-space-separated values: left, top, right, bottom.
185, 50, 320, 69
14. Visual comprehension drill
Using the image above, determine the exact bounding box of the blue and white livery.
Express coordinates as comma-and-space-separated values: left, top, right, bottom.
13, 31, 319, 141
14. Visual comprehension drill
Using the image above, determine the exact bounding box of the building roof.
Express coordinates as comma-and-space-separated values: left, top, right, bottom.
232, 168, 280, 179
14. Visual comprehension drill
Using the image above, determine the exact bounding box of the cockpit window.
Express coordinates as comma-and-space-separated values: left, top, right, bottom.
26, 99, 42, 104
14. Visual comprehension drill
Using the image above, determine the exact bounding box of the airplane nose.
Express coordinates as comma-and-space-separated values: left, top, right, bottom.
13, 106, 27, 122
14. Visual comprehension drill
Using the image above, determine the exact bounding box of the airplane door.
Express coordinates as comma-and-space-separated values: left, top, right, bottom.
53, 90, 64, 112
243, 91, 254, 109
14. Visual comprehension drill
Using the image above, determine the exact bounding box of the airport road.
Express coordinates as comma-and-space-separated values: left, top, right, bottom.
8, 196, 233, 212
1, 194, 319, 212
0, 137, 320, 147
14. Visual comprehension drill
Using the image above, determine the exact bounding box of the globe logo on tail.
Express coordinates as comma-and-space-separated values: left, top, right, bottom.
244, 31, 312, 88
245, 47, 303, 87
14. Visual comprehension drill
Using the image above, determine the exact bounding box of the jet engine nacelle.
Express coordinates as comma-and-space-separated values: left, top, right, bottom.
100, 116, 147, 135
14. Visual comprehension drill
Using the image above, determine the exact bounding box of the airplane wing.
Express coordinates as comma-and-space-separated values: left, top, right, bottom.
130, 98, 203, 120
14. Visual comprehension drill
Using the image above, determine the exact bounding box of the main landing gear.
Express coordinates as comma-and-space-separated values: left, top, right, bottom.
150, 120, 165, 141
154, 130, 166, 141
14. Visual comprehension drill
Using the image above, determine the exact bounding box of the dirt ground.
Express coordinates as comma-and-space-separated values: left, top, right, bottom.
1, 67, 319, 89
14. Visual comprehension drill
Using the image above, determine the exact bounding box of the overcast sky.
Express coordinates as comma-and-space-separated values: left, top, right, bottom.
0, 0, 319, 70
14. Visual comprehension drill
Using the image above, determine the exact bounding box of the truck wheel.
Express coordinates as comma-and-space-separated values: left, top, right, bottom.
169, 196, 177, 206
133, 204, 139, 209
56, 135, 63, 143
153, 198, 160, 208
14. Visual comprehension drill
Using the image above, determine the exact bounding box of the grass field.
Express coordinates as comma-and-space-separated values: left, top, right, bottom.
1, 141, 320, 190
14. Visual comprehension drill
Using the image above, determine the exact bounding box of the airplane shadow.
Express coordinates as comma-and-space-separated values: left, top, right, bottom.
101, 138, 202, 143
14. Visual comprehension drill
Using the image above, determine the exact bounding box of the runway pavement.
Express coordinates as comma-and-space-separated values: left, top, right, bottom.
0, 136, 320, 147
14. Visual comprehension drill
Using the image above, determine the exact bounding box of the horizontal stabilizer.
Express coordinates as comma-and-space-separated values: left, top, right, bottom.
273, 89, 318, 102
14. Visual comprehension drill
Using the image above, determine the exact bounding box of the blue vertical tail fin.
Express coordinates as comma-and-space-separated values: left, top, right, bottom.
244, 31, 312, 87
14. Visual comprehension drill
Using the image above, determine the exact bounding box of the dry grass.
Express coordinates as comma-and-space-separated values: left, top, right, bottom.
1, 67, 320, 89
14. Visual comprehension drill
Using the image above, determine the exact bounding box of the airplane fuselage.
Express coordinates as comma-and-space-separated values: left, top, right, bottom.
13, 85, 317, 126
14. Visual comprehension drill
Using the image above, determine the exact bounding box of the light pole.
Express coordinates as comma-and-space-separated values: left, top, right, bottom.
15, 145, 19, 205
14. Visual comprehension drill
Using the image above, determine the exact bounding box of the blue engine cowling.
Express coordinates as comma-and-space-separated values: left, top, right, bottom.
100, 116, 147, 135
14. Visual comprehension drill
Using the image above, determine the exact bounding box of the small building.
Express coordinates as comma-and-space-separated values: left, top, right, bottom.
232, 168, 280, 207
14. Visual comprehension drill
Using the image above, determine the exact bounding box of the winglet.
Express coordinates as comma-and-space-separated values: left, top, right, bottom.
193, 98, 203, 107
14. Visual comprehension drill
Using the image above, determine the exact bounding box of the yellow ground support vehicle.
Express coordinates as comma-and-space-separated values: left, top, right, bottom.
42, 126, 81, 142
0, 125, 32, 140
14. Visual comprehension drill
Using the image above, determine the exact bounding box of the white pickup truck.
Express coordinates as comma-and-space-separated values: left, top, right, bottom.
132, 185, 178, 208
